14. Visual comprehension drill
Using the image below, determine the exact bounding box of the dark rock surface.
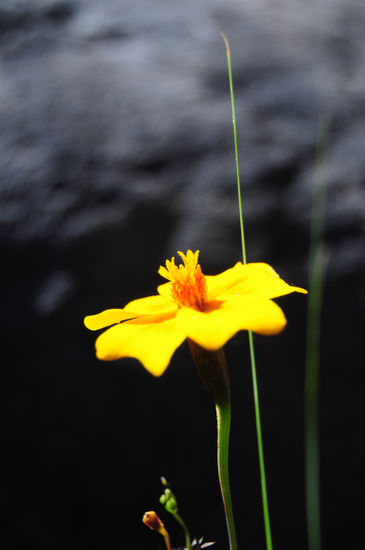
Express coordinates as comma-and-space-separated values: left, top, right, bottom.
1, 1, 364, 549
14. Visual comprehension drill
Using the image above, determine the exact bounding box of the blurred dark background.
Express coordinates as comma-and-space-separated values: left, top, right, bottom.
1, 0, 364, 549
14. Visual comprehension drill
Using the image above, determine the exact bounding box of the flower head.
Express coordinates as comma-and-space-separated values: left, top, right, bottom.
158, 250, 207, 310
84, 250, 306, 376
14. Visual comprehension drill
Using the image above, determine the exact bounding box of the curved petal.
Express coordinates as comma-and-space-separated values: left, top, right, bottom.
177, 296, 287, 350
95, 312, 186, 376
84, 309, 139, 331
157, 282, 174, 300
84, 295, 177, 331
206, 262, 306, 301
205, 262, 244, 299
124, 294, 177, 315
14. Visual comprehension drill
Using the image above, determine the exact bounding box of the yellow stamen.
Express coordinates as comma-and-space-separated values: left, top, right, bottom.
158, 250, 207, 310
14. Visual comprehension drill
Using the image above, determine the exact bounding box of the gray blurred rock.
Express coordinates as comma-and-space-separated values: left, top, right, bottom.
1, 0, 364, 270
33, 270, 75, 315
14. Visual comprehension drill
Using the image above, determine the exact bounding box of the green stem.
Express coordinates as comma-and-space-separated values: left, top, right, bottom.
222, 33, 273, 550
171, 511, 191, 550
305, 251, 323, 550
221, 33, 247, 264
216, 401, 238, 550
305, 116, 329, 550
249, 332, 273, 550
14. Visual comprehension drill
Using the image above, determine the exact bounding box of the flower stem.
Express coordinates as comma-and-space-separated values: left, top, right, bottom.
188, 341, 237, 550
160, 484, 192, 550
170, 511, 192, 550
222, 33, 273, 550
216, 401, 238, 550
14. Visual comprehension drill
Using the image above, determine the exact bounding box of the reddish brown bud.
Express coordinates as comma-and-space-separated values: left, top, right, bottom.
143, 511, 165, 533
143, 511, 172, 550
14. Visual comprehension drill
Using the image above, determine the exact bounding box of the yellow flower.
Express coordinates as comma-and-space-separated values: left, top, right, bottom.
84, 250, 306, 376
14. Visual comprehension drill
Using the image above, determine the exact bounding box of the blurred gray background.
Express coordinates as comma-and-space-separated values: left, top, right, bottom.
1, 0, 364, 549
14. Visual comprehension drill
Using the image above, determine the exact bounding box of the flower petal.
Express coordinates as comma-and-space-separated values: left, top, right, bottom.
206, 262, 306, 301
84, 295, 177, 331
124, 294, 177, 315
84, 309, 139, 331
95, 312, 186, 376
177, 296, 287, 350
157, 282, 173, 300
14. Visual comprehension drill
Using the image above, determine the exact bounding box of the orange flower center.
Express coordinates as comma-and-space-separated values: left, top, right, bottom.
158, 250, 207, 310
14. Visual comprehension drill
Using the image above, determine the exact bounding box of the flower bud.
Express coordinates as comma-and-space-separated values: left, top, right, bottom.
143, 511, 165, 533
143, 511, 172, 550
160, 488, 178, 514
